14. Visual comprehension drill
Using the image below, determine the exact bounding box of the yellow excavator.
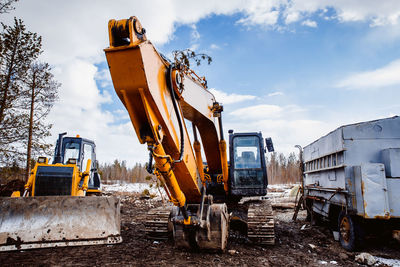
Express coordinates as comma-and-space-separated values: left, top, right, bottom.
0, 133, 122, 251
105, 16, 275, 250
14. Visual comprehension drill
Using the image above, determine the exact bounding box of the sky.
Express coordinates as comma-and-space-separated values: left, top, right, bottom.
2, 0, 400, 166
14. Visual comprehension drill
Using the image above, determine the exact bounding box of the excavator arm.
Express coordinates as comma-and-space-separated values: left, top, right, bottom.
105, 17, 228, 208
105, 17, 230, 250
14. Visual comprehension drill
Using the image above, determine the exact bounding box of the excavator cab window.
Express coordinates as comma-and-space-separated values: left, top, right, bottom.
229, 133, 268, 197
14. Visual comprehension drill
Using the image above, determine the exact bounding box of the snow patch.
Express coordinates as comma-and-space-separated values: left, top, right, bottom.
374, 256, 400, 267
103, 183, 159, 195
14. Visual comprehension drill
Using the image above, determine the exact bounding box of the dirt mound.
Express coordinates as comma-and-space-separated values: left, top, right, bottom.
0, 179, 25, 197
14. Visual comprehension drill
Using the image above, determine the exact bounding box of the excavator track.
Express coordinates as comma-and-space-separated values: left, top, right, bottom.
144, 206, 172, 240
247, 200, 275, 245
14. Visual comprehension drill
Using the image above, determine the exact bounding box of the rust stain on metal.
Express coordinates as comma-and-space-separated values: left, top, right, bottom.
373, 215, 390, 220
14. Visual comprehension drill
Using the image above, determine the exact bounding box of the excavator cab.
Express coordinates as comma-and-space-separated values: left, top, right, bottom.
229, 131, 272, 197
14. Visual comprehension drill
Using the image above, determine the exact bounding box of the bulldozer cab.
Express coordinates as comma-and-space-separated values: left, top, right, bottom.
52, 133, 101, 191
229, 131, 271, 197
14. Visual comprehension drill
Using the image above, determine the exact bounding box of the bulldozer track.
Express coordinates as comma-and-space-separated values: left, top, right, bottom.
144, 206, 172, 240
247, 200, 275, 245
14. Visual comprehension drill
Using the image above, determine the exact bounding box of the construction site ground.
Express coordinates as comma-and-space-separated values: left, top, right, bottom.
1, 192, 399, 267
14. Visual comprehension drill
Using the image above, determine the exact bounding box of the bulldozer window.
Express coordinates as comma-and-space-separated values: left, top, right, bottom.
63, 141, 81, 165
82, 144, 94, 173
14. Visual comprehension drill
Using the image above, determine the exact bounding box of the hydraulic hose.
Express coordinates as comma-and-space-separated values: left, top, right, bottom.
146, 150, 153, 174
166, 64, 184, 163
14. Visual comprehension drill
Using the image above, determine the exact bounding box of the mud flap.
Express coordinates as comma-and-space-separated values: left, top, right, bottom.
0, 196, 122, 251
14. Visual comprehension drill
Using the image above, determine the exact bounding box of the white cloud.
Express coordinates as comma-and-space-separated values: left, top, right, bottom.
268, 91, 284, 97
285, 11, 301, 24
238, 10, 279, 27
5, 0, 400, 164
47, 59, 146, 165
209, 88, 256, 104
189, 43, 200, 51
190, 24, 200, 42
210, 44, 220, 50
94, 68, 112, 88
282, 0, 400, 27
302, 19, 317, 28
229, 104, 305, 120
224, 116, 334, 155
230, 104, 283, 119
336, 59, 400, 90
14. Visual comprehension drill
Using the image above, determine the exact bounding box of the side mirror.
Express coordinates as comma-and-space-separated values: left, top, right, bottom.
265, 137, 274, 152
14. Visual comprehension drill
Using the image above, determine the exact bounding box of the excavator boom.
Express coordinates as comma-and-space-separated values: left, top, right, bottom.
105, 16, 274, 250
105, 17, 227, 206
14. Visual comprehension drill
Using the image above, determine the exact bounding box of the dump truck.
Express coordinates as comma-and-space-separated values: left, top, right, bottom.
0, 133, 122, 251
303, 116, 400, 251
104, 16, 275, 250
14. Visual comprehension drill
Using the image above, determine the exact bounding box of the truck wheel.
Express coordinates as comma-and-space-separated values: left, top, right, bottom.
338, 212, 357, 251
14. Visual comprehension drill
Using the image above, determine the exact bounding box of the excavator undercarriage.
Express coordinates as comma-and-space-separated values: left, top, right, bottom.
144, 200, 274, 249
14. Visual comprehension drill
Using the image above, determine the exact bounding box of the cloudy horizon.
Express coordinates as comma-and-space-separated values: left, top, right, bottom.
3, 0, 400, 166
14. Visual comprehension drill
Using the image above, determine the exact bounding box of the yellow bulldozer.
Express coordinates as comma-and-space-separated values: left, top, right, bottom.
0, 133, 122, 251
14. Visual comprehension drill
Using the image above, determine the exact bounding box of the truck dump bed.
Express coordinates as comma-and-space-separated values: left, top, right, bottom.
303, 116, 400, 219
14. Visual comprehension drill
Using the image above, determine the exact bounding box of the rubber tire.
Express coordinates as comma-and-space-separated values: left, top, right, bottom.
305, 199, 313, 222
338, 212, 358, 251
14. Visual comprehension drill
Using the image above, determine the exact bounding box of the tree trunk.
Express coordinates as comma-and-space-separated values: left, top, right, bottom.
25, 74, 36, 182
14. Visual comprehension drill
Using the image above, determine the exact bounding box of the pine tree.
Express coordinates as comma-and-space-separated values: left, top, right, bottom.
23, 62, 59, 180
0, 18, 42, 165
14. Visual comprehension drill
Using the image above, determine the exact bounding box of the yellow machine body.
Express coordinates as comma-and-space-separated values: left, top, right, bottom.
105, 17, 226, 207
0, 135, 122, 251
105, 16, 274, 251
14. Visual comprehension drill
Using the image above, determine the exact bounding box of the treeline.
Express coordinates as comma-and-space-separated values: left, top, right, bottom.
99, 152, 302, 186
267, 152, 301, 184
0, 0, 60, 181
99, 160, 154, 184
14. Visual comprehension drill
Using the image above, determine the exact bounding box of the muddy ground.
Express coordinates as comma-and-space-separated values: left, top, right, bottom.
1, 193, 399, 267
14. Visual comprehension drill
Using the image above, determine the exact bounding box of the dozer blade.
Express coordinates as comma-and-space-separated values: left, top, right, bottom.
0, 196, 122, 251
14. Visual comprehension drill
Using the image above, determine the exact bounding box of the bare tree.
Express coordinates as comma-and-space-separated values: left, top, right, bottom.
0, 0, 18, 14
99, 160, 154, 183
267, 152, 301, 184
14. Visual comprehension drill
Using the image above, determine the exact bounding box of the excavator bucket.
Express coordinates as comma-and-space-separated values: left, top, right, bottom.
0, 196, 122, 251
